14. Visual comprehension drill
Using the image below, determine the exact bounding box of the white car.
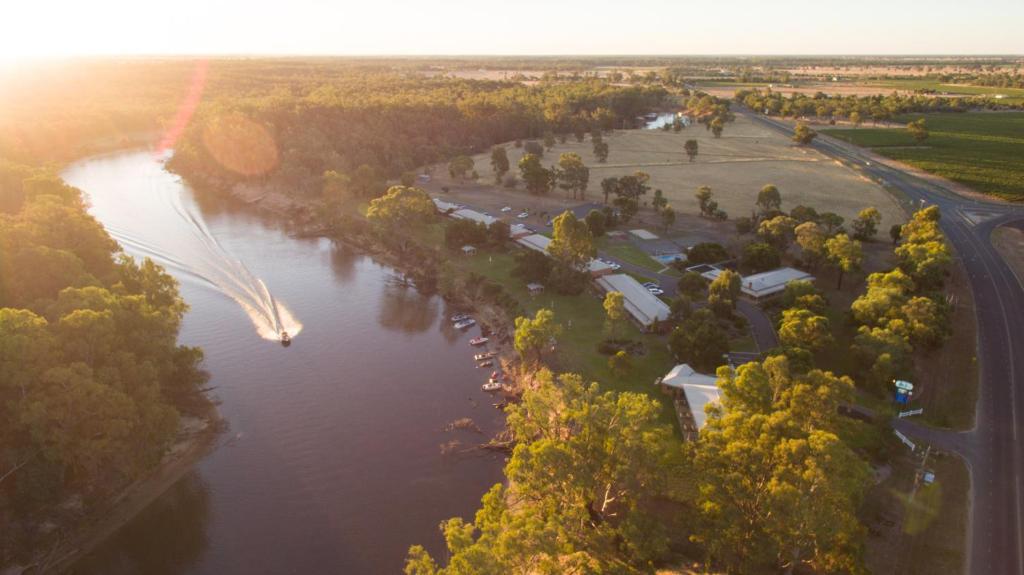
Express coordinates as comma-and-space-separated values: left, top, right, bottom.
517, 212, 530, 219
647, 288, 665, 296
642, 282, 660, 289
501, 206, 512, 212
610, 263, 622, 270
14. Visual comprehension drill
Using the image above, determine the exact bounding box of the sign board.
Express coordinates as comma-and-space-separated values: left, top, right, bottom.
894, 379, 914, 392
899, 408, 924, 418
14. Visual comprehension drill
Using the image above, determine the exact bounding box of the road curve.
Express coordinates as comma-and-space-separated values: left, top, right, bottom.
742, 109, 1024, 575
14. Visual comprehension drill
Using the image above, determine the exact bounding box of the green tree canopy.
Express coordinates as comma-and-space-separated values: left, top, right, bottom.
513, 308, 562, 364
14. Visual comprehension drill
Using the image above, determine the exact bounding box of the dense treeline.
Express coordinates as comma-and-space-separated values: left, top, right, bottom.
169, 74, 667, 198
735, 88, 1021, 122
0, 160, 208, 563
0, 60, 197, 164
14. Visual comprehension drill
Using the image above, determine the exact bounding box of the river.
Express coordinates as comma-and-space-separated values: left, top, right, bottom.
61, 151, 505, 574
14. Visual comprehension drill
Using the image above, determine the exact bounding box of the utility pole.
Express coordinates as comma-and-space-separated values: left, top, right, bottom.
909, 444, 932, 504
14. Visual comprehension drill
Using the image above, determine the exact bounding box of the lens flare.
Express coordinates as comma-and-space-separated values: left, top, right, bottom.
157, 59, 209, 155
201, 112, 279, 176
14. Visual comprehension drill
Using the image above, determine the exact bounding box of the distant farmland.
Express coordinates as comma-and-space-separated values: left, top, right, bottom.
824, 112, 1024, 202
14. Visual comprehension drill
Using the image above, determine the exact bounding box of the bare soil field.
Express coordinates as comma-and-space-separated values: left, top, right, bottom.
450, 114, 905, 232
695, 82, 915, 100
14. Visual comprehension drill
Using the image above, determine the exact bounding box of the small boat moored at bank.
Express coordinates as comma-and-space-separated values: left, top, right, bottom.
474, 351, 497, 361
469, 337, 489, 346
453, 318, 476, 330
481, 381, 502, 392
477, 360, 494, 368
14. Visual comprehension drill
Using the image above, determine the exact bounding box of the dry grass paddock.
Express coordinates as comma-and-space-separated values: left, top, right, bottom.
458, 113, 905, 232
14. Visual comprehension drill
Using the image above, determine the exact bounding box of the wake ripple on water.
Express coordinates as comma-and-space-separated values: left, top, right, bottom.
88, 156, 301, 342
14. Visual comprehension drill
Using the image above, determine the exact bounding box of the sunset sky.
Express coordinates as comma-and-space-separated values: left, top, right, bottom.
3, 0, 1022, 61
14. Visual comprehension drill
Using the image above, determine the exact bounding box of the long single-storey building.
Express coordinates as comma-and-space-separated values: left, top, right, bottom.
655, 363, 722, 440
595, 273, 670, 329
451, 208, 498, 227
698, 266, 814, 300
516, 233, 614, 277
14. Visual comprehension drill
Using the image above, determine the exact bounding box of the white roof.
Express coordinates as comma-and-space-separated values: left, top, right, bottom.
701, 266, 814, 299
451, 208, 498, 227
659, 364, 722, 430
740, 267, 814, 298
509, 223, 532, 239
516, 233, 550, 253
595, 274, 670, 327
587, 259, 615, 275
432, 198, 459, 212
629, 229, 659, 240
461, 245, 477, 253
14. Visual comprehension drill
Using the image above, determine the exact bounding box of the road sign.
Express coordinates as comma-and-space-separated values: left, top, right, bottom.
894, 379, 914, 392
899, 408, 924, 418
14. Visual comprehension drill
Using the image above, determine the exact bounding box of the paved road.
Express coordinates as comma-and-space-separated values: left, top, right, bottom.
745, 109, 1024, 575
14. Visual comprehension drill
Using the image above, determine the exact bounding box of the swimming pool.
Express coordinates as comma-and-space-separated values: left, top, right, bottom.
652, 253, 686, 265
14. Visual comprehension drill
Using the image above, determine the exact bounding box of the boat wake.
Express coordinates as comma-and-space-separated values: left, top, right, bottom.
76, 154, 301, 342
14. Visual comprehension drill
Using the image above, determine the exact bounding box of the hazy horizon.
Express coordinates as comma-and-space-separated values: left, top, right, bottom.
4, 0, 1022, 63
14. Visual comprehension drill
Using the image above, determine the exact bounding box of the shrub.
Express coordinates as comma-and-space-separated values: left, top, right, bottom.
687, 242, 729, 265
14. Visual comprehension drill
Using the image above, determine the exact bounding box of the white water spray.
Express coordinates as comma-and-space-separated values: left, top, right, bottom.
67, 152, 301, 342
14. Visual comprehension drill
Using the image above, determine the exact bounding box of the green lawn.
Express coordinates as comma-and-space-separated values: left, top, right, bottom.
597, 237, 664, 271
454, 250, 678, 428
824, 112, 1024, 201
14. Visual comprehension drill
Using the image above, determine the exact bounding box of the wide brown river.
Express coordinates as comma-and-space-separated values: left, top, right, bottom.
62, 151, 505, 574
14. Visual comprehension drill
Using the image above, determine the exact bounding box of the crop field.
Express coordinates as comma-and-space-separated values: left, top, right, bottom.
461, 114, 905, 231
863, 79, 1024, 104
824, 112, 1024, 201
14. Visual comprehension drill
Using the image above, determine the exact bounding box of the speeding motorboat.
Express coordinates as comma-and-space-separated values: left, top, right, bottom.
280, 331, 291, 347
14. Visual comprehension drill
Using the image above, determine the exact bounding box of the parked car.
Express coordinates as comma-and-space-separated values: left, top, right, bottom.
501, 206, 512, 212
642, 282, 660, 289
517, 212, 529, 219
647, 288, 665, 296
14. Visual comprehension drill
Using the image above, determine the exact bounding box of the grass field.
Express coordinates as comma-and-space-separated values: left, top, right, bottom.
824, 112, 1024, 201
864, 79, 1024, 104
864, 451, 969, 575
460, 114, 905, 231
452, 249, 678, 428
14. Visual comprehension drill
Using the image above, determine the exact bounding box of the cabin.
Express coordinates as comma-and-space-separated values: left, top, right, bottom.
594, 274, 670, 330
698, 265, 814, 301
527, 282, 545, 296
461, 245, 477, 256
655, 363, 722, 441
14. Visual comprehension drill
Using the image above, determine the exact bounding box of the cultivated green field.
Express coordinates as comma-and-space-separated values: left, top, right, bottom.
864, 79, 1024, 104
824, 112, 1024, 201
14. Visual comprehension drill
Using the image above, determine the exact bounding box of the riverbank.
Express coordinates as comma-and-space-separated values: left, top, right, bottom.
9, 401, 222, 575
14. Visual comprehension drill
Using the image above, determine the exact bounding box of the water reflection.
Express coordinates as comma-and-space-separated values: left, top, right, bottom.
377, 284, 439, 333
71, 472, 211, 575
328, 242, 358, 283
